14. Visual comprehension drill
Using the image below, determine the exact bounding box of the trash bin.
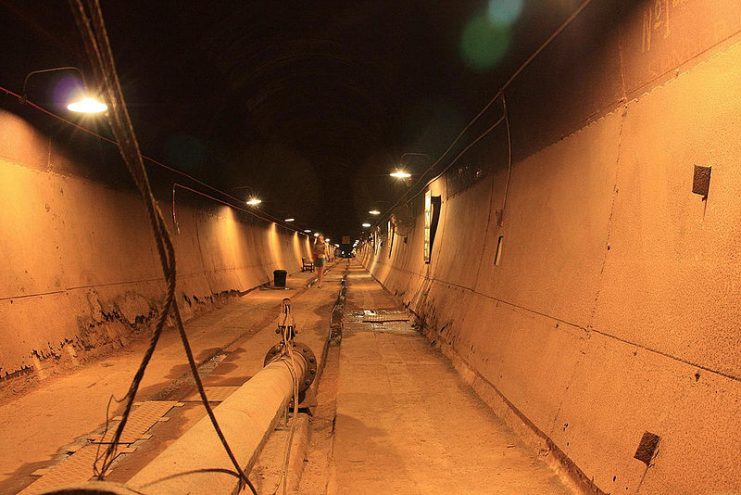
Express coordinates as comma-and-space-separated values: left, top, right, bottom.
273, 269, 287, 288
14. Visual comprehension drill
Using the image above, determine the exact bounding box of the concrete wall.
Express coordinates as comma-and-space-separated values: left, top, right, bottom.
362, 2, 741, 493
0, 110, 313, 379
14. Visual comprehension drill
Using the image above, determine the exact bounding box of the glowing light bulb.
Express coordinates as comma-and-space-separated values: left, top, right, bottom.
284, 218, 295, 222
369, 209, 381, 215
67, 96, 107, 114
362, 223, 371, 228
390, 170, 411, 179
246, 197, 262, 206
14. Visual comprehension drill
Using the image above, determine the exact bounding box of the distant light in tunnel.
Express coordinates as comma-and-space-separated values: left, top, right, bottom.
362, 223, 371, 228
487, 0, 523, 25
304, 229, 312, 233
369, 209, 381, 215
390, 170, 412, 179
284, 218, 295, 222
67, 96, 108, 113
460, 14, 511, 71
245, 197, 262, 206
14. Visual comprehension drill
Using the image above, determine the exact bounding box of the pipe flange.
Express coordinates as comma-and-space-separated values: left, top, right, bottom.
263, 342, 318, 393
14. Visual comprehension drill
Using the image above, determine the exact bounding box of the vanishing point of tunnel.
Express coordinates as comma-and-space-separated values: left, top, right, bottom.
0, 1, 739, 494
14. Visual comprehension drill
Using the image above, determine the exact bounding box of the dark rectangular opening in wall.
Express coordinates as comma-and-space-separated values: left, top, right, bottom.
430, 196, 441, 250
388, 220, 394, 258
424, 191, 442, 264
494, 235, 504, 266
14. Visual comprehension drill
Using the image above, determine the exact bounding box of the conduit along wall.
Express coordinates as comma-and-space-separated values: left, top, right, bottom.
0, 106, 313, 382
362, 2, 741, 494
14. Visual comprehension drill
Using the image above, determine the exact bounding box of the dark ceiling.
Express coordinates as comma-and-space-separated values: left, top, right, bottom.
0, 0, 576, 241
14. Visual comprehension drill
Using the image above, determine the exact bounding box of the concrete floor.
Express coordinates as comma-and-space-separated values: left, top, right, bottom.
0, 267, 339, 494
322, 265, 572, 495
1, 262, 573, 494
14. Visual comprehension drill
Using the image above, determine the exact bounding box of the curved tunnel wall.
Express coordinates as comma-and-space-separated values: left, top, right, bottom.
0, 109, 313, 380
362, 3, 741, 494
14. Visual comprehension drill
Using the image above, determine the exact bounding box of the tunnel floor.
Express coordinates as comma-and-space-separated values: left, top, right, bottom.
0, 262, 573, 494
297, 265, 572, 495
0, 267, 339, 494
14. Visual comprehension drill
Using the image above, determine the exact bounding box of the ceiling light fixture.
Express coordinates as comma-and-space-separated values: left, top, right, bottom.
284, 218, 295, 222
390, 170, 412, 179
67, 96, 107, 114
22, 66, 107, 114
369, 209, 381, 215
245, 197, 262, 206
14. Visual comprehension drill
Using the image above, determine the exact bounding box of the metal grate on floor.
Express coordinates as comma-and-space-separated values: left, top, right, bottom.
89, 400, 181, 444
346, 310, 416, 335
359, 310, 411, 323
18, 446, 111, 495
18, 401, 182, 494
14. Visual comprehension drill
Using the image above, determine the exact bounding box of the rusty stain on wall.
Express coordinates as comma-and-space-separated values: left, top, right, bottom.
0, 111, 313, 383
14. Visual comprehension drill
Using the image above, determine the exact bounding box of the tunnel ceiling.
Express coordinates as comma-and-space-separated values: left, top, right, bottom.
0, 0, 573, 240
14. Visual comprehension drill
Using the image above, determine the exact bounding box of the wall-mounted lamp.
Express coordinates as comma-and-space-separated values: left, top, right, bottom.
390, 170, 412, 179
22, 66, 107, 114
67, 97, 107, 113
390, 153, 429, 180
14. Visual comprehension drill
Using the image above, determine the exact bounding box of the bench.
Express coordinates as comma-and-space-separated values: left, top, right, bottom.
301, 257, 315, 272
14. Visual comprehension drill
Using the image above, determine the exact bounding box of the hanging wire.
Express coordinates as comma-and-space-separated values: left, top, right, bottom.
375, 0, 594, 225
67, 1, 257, 492
0, 89, 299, 232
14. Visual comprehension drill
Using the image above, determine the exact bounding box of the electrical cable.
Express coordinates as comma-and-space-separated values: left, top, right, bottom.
268, 302, 301, 495
170, 182, 300, 236
419, 113, 506, 197
386, 110, 507, 209
499, 95, 513, 226
67, 1, 258, 493
376, 0, 593, 225
0, 89, 300, 233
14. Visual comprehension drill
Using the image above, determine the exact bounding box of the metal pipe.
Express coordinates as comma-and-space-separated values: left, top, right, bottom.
40, 299, 317, 495
126, 350, 309, 494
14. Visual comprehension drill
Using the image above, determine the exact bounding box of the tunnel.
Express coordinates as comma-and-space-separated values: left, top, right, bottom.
0, 1, 739, 494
